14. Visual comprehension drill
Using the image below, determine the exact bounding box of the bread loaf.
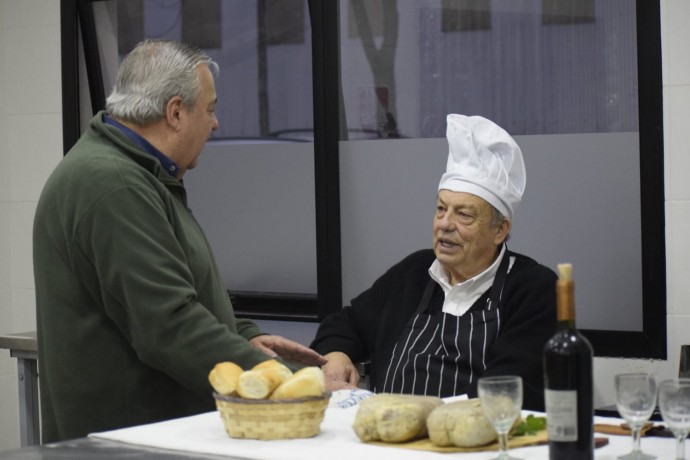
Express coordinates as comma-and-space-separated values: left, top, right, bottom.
208, 362, 243, 396
427, 399, 497, 447
352, 393, 443, 443
237, 360, 293, 399
270, 366, 325, 400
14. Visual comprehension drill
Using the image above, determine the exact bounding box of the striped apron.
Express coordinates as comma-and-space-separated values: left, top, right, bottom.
378, 252, 510, 397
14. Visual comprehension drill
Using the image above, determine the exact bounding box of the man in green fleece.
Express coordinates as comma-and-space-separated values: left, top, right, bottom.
33, 39, 325, 443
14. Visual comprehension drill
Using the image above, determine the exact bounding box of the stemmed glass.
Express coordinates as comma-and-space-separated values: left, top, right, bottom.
615, 373, 658, 460
658, 379, 690, 460
478, 375, 523, 460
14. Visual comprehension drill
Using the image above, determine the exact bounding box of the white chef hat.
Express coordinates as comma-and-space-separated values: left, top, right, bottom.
438, 114, 526, 220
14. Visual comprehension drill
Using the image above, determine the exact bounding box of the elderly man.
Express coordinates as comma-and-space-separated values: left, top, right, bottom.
311, 114, 557, 410
33, 39, 325, 443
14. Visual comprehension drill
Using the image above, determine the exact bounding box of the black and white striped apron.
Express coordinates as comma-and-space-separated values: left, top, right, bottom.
379, 251, 510, 397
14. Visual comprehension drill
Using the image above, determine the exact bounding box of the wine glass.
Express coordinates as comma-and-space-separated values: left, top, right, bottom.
478, 375, 523, 460
658, 379, 690, 460
615, 373, 658, 460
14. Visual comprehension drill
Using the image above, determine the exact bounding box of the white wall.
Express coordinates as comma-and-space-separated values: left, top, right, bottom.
0, 0, 63, 451
0, 0, 688, 452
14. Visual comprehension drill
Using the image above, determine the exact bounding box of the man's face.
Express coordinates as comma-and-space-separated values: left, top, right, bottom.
177, 64, 218, 176
432, 189, 509, 284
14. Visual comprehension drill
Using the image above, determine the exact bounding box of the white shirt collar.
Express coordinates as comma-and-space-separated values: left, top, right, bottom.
428, 245, 508, 317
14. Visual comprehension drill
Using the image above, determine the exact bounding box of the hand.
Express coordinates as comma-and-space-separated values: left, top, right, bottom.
249, 335, 327, 367
322, 351, 360, 391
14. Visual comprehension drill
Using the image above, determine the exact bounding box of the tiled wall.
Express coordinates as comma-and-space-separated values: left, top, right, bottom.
0, 0, 688, 453
0, 0, 63, 451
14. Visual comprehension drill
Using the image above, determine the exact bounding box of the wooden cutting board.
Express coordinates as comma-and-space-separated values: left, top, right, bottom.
369, 431, 609, 453
368, 430, 549, 453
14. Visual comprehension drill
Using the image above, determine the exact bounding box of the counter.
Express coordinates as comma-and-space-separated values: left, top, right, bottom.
0, 331, 39, 446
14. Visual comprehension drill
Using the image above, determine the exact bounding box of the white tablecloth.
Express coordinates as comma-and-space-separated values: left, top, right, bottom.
90, 401, 683, 459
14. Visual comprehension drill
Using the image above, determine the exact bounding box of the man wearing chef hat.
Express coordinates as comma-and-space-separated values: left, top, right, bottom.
311, 114, 557, 410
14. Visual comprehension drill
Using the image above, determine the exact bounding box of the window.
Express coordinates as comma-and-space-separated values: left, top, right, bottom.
62, 0, 665, 357
62, 0, 323, 320
336, 0, 664, 358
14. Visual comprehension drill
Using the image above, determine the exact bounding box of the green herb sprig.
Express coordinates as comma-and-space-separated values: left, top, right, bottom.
512, 414, 547, 436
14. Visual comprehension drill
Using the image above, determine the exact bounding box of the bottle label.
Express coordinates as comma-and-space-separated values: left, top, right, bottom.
545, 389, 578, 441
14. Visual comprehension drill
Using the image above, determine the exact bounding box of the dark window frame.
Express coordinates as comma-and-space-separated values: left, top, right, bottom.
60, 0, 666, 358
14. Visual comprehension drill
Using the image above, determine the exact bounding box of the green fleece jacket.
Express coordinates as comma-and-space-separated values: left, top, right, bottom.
34, 112, 272, 442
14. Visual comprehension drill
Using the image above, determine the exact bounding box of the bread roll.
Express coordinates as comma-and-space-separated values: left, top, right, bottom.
270, 366, 325, 400
251, 359, 293, 381
237, 369, 281, 399
208, 362, 243, 396
237, 360, 293, 399
352, 393, 443, 443
427, 399, 497, 447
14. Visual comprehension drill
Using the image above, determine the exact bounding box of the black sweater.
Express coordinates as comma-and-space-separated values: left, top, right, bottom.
311, 249, 557, 410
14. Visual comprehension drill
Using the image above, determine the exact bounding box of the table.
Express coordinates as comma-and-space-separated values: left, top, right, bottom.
0, 331, 39, 447
1, 407, 681, 460
0, 438, 231, 459
0, 387, 684, 459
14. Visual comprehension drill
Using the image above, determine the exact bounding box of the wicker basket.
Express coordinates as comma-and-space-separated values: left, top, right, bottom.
213, 392, 331, 440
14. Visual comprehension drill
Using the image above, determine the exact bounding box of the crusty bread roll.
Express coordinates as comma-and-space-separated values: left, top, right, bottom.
237, 360, 293, 399
237, 369, 282, 399
251, 359, 293, 381
208, 361, 244, 396
352, 393, 443, 443
427, 399, 497, 447
270, 366, 325, 400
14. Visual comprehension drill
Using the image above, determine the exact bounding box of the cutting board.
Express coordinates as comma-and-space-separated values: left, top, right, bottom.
369, 430, 549, 453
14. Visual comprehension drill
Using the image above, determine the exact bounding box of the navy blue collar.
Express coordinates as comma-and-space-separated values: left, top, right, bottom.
102, 114, 180, 178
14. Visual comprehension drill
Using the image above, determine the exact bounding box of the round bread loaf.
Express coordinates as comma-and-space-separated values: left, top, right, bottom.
270, 366, 325, 399
352, 393, 443, 443
426, 399, 497, 447
208, 362, 243, 396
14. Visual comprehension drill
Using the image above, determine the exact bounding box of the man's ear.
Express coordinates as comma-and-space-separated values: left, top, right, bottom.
495, 218, 511, 245
165, 96, 184, 130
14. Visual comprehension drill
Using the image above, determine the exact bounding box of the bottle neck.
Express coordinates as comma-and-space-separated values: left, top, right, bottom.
556, 279, 576, 329
557, 318, 576, 330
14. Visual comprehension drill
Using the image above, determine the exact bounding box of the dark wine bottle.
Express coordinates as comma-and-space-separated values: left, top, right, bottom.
543, 263, 594, 460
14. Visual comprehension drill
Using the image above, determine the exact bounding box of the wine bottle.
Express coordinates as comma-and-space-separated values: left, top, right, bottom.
543, 263, 594, 459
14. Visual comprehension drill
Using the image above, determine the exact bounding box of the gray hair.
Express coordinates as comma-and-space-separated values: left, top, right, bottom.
105, 39, 219, 125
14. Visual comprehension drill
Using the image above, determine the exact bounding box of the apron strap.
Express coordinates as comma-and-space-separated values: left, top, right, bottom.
487, 246, 510, 310
414, 278, 438, 315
